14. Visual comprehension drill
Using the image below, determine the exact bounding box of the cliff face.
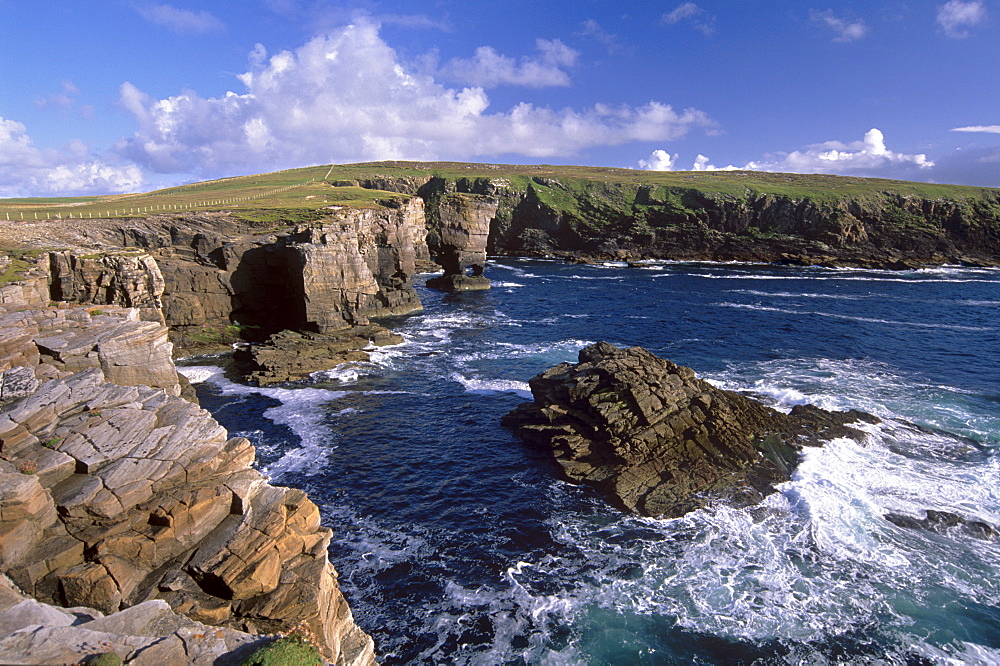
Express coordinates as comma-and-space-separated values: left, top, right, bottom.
352, 173, 1000, 269
491, 180, 1000, 267
0, 303, 375, 663
33, 200, 428, 349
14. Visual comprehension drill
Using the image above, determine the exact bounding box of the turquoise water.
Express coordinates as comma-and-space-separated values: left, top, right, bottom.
182, 260, 1000, 664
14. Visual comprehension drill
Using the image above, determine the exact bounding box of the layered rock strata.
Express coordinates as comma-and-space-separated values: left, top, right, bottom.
5, 202, 428, 351
0, 304, 375, 664
424, 193, 496, 292
347, 170, 1000, 269
504, 342, 878, 517
0, 575, 268, 664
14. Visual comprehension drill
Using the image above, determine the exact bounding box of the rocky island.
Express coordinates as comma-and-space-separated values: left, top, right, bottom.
504, 342, 880, 518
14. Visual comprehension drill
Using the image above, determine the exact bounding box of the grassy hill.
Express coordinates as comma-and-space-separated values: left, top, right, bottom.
3, 162, 999, 223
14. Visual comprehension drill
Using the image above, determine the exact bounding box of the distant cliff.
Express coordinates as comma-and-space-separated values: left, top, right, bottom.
342, 165, 1000, 269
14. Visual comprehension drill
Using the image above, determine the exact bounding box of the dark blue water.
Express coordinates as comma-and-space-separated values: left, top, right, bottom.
181, 260, 1000, 665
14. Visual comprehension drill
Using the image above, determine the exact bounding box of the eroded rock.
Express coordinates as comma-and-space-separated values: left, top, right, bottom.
504, 342, 878, 518
235, 324, 403, 386
0, 304, 375, 664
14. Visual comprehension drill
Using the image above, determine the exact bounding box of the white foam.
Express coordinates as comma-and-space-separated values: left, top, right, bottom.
176, 364, 348, 479
176, 365, 219, 384
713, 302, 995, 332
751, 384, 810, 408
450, 372, 532, 397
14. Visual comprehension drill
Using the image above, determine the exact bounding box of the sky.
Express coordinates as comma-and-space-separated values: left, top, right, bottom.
1, 0, 998, 197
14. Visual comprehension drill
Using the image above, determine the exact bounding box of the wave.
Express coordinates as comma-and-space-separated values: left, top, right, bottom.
450, 372, 531, 397
728, 289, 868, 300
714, 302, 995, 331
177, 365, 348, 479
708, 357, 1000, 446
452, 339, 593, 364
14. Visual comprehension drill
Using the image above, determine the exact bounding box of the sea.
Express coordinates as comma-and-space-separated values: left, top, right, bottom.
178, 259, 1000, 665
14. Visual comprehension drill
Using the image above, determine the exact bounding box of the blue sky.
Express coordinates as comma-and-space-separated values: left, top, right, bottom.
1, 0, 998, 196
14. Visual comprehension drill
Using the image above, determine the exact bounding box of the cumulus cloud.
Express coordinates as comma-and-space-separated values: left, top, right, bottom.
439, 39, 578, 88
681, 129, 933, 178
661, 3, 716, 35
810, 9, 869, 42
693, 154, 741, 171
115, 21, 715, 177
639, 149, 679, 171
0, 117, 143, 197
747, 128, 933, 175
133, 2, 224, 35
952, 124, 1000, 133
936, 0, 987, 38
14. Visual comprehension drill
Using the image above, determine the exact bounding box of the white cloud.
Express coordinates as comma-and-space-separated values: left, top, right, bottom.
693, 154, 741, 171
663, 3, 701, 24
439, 39, 578, 88
753, 129, 934, 174
661, 129, 933, 179
639, 149, 679, 171
115, 21, 715, 177
687, 129, 933, 178
810, 9, 869, 42
661, 3, 715, 35
580, 19, 622, 53
133, 2, 224, 35
952, 124, 1000, 133
936, 0, 987, 38
0, 117, 144, 197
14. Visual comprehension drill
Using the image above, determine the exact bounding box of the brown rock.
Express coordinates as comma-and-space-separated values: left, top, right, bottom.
504, 342, 878, 518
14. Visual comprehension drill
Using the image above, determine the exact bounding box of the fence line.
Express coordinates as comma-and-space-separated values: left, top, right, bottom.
1, 179, 315, 222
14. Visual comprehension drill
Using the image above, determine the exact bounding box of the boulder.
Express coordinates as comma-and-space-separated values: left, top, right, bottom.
504, 342, 878, 517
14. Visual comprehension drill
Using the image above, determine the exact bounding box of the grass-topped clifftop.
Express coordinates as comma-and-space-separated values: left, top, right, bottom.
3, 161, 999, 224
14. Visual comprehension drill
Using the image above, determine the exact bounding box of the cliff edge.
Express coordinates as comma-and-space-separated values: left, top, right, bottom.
0, 279, 374, 663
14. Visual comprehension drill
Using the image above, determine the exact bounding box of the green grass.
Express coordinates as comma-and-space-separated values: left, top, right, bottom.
2, 161, 998, 223
0, 247, 45, 284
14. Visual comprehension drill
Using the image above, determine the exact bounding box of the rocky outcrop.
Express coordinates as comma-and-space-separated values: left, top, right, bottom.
8, 202, 427, 352
424, 193, 496, 292
0, 576, 269, 664
504, 342, 878, 517
235, 324, 403, 386
48, 251, 167, 324
885, 510, 998, 541
348, 167, 1000, 269
0, 303, 375, 664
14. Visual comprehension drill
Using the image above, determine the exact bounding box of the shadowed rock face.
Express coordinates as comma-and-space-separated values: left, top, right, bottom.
504, 342, 878, 518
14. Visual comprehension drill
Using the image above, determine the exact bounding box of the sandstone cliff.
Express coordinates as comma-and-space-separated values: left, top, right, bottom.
8, 198, 428, 372
346, 166, 1000, 269
504, 342, 878, 518
0, 303, 375, 664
